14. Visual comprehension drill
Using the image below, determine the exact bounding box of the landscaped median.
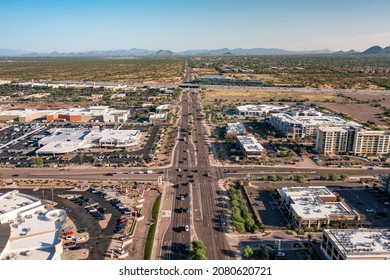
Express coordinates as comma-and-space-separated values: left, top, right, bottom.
143, 194, 162, 260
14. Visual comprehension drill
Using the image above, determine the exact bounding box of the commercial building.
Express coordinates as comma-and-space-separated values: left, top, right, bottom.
321, 229, 390, 260
235, 104, 288, 117
0, 109, 53, 123
156, 104, 171, 112
36, 128, 141, 155
86, 129, 141, 148
278, 186, 360, 229
226, 122, 247, 136
46, 106, 129, 123
102, 110, 129, 123
0, 190, 66, 260
149, 113, 168, 122
236, 135, 265, 158
315, 127, 390, 156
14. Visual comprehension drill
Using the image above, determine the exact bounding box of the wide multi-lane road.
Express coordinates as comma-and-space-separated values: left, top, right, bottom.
160, 89, 234, 260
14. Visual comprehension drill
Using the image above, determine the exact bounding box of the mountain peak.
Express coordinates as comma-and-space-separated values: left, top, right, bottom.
154, 49, 174, 56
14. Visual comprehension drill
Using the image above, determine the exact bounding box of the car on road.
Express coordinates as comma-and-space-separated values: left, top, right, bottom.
118, 235, 131, 241
70, 245, 81, 251
183, 208, 189, 213
65, 236, 75, 240
184, 243, 190, 252
77, 229, 88, 234
184, 225, 189, 232
366, 208, 375, 212
118, 218, 127, 223
64, 231, 74, 236
64, 242, 76, 247
76, 237, 86, 242
384, 202, 390, 206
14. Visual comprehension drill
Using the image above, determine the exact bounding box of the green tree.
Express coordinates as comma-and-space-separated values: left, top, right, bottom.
328, 173, 339, 181
242, 245, 253, 258
31, 157, 44, 167
190, 240, 208, 260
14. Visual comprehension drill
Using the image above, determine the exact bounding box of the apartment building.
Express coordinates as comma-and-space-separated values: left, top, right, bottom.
315, 127, 390, 156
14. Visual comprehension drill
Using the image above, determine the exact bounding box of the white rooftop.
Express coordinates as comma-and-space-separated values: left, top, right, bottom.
0, 191, 65, 260
237, 135, 264, 152
325, 229, 390, 257
0, 109, 54, 117
149, 113, 167, 120
89, 129, 140, 142
156, 104, 171, 111
226, 122, 246, 135
279, 186, 358, 220
36, 128, 141, 154
270, 113, 361, 127
236, 104, 289, 113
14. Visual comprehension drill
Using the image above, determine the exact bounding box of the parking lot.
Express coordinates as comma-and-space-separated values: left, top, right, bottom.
245, 186, 288, 229
1, 187, 131, 259
0, 123, 164, 167
328, 186, 390, 228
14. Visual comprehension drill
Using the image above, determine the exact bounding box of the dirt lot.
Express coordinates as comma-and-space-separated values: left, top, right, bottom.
204, 89, 338, 104
319, 103, 387, 125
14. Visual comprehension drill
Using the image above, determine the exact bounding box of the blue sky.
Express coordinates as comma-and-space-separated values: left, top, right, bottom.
1, 0, 389, 52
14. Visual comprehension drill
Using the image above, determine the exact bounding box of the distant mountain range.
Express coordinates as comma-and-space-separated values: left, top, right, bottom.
0, 45, 389, 57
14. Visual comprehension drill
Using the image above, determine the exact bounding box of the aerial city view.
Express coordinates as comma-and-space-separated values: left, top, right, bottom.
0, 1, 390, 265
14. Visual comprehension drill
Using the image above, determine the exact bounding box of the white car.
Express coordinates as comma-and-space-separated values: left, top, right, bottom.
116, 247, 125, 254
76, 237, 86, 242
185, 225, 189, 232
65, 236, 75, 240
366, 208, 375, 212
384, 202, 390, 206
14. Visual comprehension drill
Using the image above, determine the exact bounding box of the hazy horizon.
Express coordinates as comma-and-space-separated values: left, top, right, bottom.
1, 0, 389, 53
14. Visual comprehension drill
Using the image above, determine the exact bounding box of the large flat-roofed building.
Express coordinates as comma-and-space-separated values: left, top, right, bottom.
36, 128, 90, 154
269, 112, 360, 140
156, 104, 171, 112
235, 104, 288, 117
36, 128, 141, 155
315, 127, 390, 156
278, 186, 360, 229
226, 122, 247, 136
102, 110, 128, 123
0, 190, 66, 260
86, 129, 140, 148
236, 135, 264, 158
149, 113, 168, 122
0, 109, 52, 123
321, 229, 390, 260
46, 106, 129, 123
